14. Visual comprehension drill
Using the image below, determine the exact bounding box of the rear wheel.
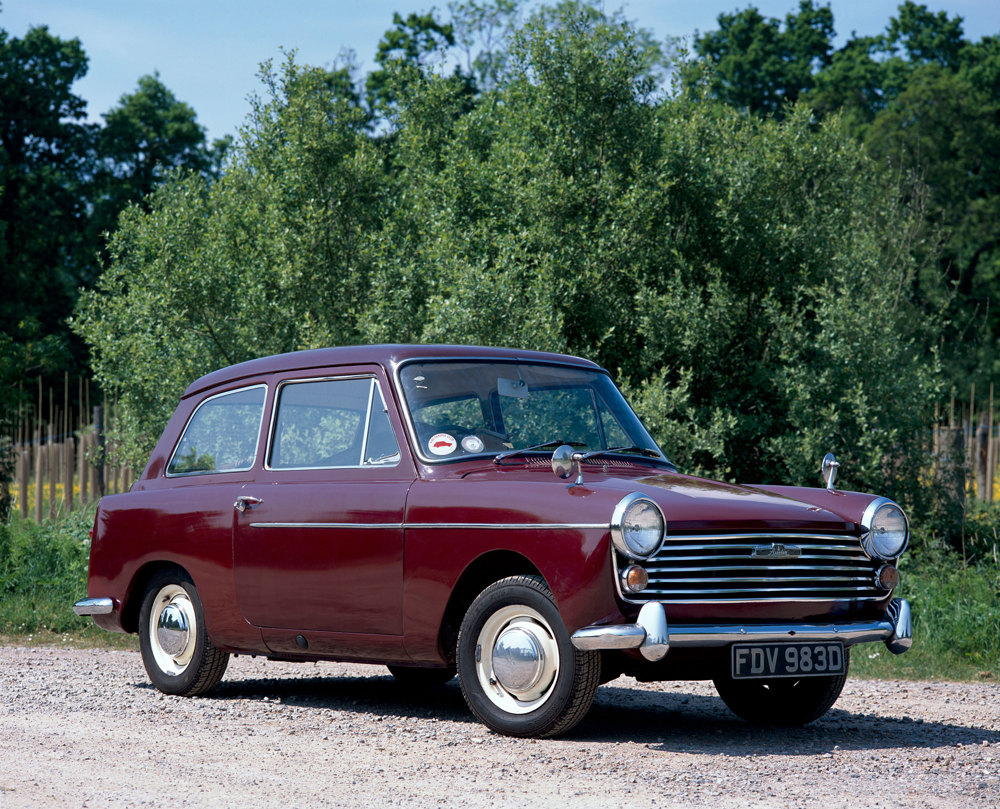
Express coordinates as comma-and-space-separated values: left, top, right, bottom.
456, 575, 600, 738
138, 569, 229, 696
713, 649, 849, 726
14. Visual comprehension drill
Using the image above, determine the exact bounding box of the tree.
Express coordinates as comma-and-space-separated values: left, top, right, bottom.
694, 1, 1000, 400
449, 0, 524, 91
365, 11, 466, 120
76, 7, 940, 542
90, 73, 226, 243
0, 25, 90, 373
74, 56, 385, 465
691, 0, 834, 117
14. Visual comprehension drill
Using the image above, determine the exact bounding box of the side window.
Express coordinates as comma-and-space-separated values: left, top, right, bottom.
269, 377, 400, 469
167, 386, 266, 476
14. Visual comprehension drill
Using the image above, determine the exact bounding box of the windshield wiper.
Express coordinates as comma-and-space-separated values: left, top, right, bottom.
580, 445, 662, 460
493, 440, 585, 465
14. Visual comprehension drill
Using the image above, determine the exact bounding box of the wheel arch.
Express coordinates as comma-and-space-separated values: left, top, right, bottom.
122, 561, 193, 634
437, 550, 547, 664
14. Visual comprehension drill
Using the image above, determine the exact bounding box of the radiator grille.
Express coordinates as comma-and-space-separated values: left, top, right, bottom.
627, 532, 883, 603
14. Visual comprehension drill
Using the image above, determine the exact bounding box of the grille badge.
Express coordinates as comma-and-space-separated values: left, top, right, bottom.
750, 543, 803, 559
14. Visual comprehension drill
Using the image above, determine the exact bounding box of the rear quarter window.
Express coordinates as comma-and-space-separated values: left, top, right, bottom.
167, 385, 267, 476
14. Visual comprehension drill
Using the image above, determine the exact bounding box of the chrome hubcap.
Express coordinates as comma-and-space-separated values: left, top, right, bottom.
475, 606, 559, 715
156, 603, 190, 656
148, 585, 197, 676
492, 626, 544, 693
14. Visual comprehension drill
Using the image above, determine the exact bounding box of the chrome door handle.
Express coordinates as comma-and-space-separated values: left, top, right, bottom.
234, 495, 263, 513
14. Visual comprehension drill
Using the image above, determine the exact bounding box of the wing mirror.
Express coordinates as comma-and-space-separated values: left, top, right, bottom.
552, 444, 584, 486
821, 452, 840, 491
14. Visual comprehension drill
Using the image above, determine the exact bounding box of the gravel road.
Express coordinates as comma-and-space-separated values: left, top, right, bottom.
1, 646, 998, 809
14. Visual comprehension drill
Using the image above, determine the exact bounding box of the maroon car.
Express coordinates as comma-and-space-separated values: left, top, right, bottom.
74, 345, 912, 737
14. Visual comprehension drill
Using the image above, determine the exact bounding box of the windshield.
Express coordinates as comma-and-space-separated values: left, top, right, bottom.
398, 360, 667, 464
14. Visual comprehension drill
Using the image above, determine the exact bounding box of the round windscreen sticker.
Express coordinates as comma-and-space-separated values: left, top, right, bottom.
461, 435, 485, 453
428, 433, 457, 455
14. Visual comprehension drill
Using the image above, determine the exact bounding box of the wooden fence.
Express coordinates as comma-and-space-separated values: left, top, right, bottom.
935, 383, 1000, 504
4, 376, 134, 522
3, 377, 999, 523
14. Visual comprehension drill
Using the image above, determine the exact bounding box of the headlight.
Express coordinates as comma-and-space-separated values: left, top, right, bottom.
861, 498, 909, 560
611, 493, 665, 560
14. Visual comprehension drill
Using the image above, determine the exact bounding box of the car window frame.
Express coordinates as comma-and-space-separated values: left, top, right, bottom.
164, 383, 269, 478
263, 374, 402, 472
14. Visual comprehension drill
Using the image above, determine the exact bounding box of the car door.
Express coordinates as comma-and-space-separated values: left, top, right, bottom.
233, 367, 414, 636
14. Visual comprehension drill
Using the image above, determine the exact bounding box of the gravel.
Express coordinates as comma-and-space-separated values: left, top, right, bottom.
1, 646, 998, 808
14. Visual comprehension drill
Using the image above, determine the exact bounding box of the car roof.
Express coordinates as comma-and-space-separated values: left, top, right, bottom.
183, 344, 603, 398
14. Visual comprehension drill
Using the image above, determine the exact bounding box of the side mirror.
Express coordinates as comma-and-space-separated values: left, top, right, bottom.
821, 452, 840, 491
552, 444, 583, 486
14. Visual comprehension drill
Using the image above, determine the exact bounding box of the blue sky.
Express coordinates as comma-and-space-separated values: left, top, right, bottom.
4, 1, 999, 142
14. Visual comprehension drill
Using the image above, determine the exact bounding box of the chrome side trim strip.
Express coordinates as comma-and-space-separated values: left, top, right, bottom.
73, 597, 114, 616
251, 522, 404, 529
251, 521, 609, 530
407, 522, 610, 530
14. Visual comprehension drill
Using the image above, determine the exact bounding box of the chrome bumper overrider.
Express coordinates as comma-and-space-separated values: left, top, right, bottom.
571, 598, 913, 662
73, 597, 115, 616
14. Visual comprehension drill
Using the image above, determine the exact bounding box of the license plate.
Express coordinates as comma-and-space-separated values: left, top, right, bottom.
731, 642, 845, 679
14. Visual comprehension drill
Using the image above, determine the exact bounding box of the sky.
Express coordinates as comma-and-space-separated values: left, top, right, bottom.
4, 0, 999, 143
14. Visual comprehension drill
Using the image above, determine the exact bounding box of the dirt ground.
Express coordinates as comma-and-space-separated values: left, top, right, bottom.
1, 646, 998, 809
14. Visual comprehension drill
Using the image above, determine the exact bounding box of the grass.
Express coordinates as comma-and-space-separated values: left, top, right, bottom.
850, 549, 1000, 682
1, 507, 998, 681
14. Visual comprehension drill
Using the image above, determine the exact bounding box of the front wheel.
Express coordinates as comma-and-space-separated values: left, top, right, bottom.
138, 569, 229, 696
456, 575, 600, 738
713, 648, 849, 726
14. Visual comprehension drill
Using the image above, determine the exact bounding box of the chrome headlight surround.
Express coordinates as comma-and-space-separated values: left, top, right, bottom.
860, 497, 909, 561
611, 492, 665, 560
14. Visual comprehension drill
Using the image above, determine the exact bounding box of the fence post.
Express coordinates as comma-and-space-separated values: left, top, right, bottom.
33, 427, 43, 522
18, 444, 29, 519
975, 416, 989, 502
47, 424, 56, 520
987, 385, 995, 504
94, 405, 105, 498
64, 436, 74, 512
78, 428, 87, 504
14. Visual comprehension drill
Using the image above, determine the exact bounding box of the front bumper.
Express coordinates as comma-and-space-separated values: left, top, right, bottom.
571, 598, 913, 662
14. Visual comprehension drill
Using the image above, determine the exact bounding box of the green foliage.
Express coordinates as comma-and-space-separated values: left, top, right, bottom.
854, 548, 1000, 680
962, 501, 1000, 566
0, 24, 91, 370
693, 1, 1000, 399
74, 3, 941, 541
366, 11, 469, 119
74, 55, 385, 466
449, 0, 524, 90
0, 507, 94, 634
91, 72, 224, 242
691, 0, 834, 117
1, 21, 222, 434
